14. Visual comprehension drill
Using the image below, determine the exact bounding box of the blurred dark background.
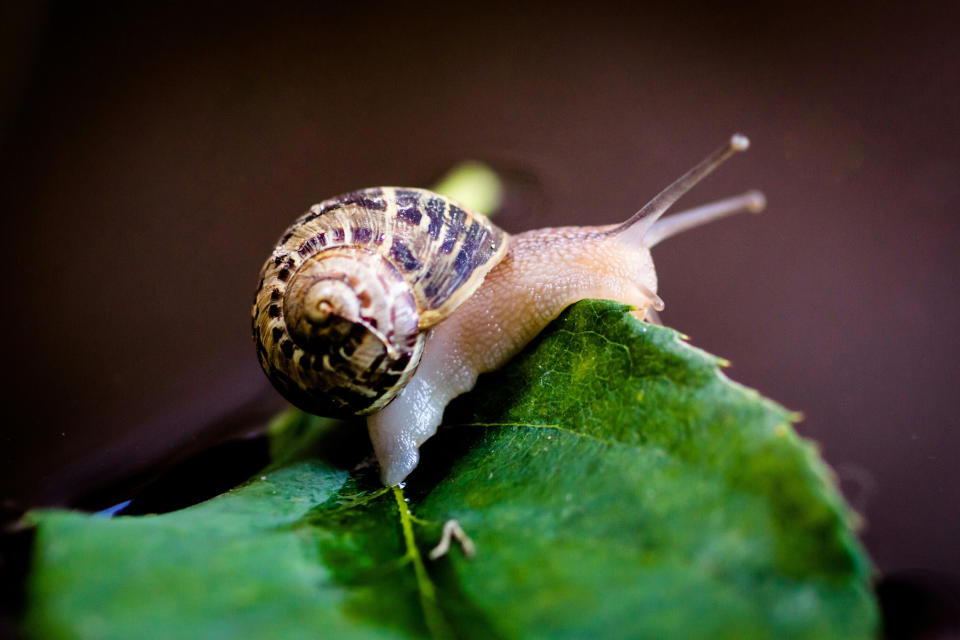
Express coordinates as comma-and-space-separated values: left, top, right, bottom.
1, 0, 958, 602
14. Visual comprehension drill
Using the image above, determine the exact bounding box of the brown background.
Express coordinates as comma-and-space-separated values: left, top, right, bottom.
2, 0, 958, 589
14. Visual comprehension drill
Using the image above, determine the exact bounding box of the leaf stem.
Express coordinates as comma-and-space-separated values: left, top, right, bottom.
392, 485, 453, 640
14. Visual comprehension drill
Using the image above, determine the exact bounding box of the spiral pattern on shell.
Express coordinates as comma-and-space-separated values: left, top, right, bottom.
252, 187, 509, 417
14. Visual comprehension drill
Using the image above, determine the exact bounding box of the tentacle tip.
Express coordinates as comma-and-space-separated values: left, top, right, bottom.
730, 134, 750, 152
746, 190, 766, 213
649, 292, 665, 312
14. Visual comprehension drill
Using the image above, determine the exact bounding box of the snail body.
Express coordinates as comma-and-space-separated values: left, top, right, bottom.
254, 135, 765, 485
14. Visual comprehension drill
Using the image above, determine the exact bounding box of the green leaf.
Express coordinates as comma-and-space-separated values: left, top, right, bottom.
23, 300, 878, 639
430, 161, 503, 218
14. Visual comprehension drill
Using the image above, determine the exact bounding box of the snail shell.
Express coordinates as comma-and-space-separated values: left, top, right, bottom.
252, 188, 508, 417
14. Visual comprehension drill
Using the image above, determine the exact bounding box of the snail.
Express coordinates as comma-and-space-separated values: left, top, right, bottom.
253, 134, 765, 486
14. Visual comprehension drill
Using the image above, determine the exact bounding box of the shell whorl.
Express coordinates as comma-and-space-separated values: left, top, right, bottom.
253, 187, 509, 417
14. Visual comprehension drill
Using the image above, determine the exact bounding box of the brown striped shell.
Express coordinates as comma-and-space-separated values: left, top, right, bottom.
252, 187, 509, 417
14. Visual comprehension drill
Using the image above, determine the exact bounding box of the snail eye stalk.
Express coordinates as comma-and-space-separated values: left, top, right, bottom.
614, 134, 753, 247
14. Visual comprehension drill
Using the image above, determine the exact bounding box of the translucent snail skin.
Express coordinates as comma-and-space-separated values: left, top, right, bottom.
253, 134, 764, 485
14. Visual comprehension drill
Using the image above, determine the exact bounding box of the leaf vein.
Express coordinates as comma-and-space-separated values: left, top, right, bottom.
448, 421, 615, 446
392, 486, 454, 640
553, 328, 635, 369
